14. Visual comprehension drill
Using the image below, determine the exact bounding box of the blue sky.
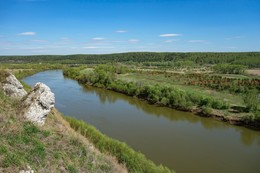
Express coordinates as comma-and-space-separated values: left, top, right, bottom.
0, 0, 260, 55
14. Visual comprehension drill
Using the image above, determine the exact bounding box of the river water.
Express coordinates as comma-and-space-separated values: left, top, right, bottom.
23, 70, 260, 173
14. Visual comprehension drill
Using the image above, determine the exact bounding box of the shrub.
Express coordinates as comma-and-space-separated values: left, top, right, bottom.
63, 66, 229, 111
202, 106, 213, 115
243, 89, 259, 112
213, 64, 247, 74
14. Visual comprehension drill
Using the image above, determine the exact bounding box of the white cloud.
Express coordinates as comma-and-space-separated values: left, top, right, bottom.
92, 37, 105, 41
188, 40, 207, 43
31, 39, 48, 43
18, 32, 36, 36
83, 46, 114, 49
159, 34, 182, 37
111, 40, 126, 43
116, 30, 127, 33
128, 39, 139, 43
164, 39, 179, 43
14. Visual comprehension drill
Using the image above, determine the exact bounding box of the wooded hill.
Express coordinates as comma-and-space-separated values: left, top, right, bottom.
0, 52, 259, 68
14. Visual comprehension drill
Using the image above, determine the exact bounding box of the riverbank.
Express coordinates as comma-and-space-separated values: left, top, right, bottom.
0, 90, 127, 172
0, 69, 173, 173
65, 116, 172, 173
22, 70, 260, 173
63, 65, 260, 130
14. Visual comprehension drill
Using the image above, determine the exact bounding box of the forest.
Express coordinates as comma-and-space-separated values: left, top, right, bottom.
0, 52, 260, 68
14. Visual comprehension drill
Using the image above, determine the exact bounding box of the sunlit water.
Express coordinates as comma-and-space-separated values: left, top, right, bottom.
23, 70, 260, 173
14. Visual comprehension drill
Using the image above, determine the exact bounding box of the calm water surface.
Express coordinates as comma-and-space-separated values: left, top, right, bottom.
23, 70, 260, 173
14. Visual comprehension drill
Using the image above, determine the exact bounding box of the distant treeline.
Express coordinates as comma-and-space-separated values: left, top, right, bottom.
0, 52, 259, 68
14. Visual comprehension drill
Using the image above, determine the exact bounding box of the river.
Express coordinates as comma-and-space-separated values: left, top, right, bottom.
23, 70, 260, 173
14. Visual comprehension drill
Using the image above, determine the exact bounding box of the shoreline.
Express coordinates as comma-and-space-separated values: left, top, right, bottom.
81, 81, 260, 131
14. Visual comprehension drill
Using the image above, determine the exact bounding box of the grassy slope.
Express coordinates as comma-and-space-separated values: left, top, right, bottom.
0, 91, 127, 173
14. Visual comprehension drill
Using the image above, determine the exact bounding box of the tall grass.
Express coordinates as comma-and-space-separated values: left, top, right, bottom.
65, 116, 174, 173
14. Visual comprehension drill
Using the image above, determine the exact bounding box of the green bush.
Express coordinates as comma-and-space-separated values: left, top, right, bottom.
243, 89, 259, 112
64, 66, 229, 111
202, 106, 213, 115
213, 64, 247, 74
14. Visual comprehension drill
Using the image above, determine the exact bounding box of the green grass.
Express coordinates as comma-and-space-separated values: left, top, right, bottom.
0, 90, 126, 173
119, 72, 245, 106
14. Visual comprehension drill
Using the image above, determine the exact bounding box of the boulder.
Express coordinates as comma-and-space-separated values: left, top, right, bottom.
21, 82, 55, 126
0, 71, 27, 97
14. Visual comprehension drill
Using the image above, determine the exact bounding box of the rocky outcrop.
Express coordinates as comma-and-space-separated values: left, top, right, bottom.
21, 82, 55, 126
19, 165, 34, 173
0, 71, 27, 97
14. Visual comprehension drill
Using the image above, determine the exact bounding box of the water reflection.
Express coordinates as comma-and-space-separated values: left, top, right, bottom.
23, 70, 260, 173
82, 85, 260, 146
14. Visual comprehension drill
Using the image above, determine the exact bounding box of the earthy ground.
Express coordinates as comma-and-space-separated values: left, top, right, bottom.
246, 69, 260, 76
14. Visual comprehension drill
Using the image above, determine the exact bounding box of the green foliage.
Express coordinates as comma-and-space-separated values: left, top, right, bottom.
0, 91, 121, 172
0, 145, 7, 154
63, 67, 81, 79
23, 122, 40, 135
0, 52, 259, 68
243, 89, 260, 112
64, 67, 229, 111
41, 130, 51, 137
28, 142, 46, 160
201, 106, 213, 115
67, 165, 77, 173
65, 116, 173, 173
213, 64, 247, 74
2, 153, 21, 168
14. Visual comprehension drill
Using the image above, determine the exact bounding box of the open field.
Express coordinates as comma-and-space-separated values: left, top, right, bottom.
118, 72, 246, 106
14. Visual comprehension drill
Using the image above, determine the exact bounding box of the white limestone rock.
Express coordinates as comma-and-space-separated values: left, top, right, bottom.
21, 82, 55, 126
0, 71, 27, 97
19, 165, 34, 173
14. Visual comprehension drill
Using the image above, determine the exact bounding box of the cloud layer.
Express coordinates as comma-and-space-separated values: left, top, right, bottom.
116, 30, 127, 33
18, 32, 36, 36
92, 37, 105, 41
188, 40, 207, 43
159, 34, 182, 37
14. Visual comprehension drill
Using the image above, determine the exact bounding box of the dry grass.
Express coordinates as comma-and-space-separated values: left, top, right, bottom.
246, 69, 260, 76
0, 91, 127, 173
